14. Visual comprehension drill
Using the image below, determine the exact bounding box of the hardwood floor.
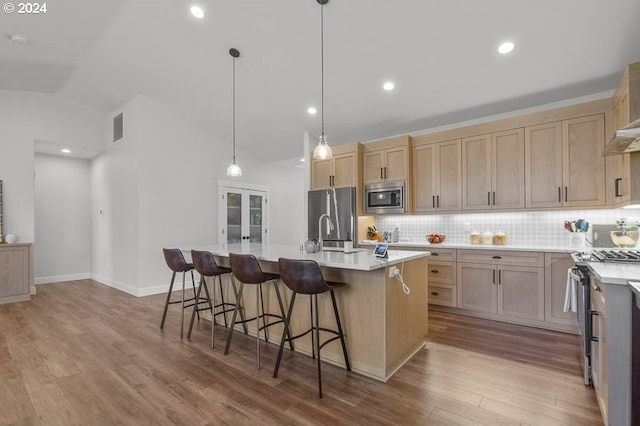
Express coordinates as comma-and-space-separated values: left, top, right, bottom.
0, 280, 603, 425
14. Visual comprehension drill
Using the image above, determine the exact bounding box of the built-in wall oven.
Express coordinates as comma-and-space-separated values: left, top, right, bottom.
364, 181, 406, 215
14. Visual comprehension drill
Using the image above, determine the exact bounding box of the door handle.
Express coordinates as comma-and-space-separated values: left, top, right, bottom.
436, 195, 440, 208
615, 178, 622, 197
565, 186, 568, 202
384, 167, 387, 179
432, 195, 436, 208
498, 269, 502, 284
557, 187, 561, 203
380, 167, 383, 179
493, 269, 496, 284
492, 191, 496, 206
487, 192, 491, 206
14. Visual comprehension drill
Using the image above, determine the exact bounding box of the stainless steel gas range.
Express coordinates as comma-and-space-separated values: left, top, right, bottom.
571, 249, 640, 386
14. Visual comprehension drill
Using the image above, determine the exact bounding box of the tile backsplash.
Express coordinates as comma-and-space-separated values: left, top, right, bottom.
375, 208, 640, 249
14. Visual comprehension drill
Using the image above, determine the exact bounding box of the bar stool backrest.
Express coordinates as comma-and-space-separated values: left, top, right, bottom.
163, 248, 191, 272
278, 258, 331, 295
229, 253, 267, 284
191, 250, 226, 277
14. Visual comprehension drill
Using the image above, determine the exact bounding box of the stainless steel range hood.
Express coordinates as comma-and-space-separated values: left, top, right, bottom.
603, 118, 640, 156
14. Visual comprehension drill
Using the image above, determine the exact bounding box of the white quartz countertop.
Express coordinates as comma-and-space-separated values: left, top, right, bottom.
576, 261, 640, 286
186, 243, 430, 272
359, 240, 572, 253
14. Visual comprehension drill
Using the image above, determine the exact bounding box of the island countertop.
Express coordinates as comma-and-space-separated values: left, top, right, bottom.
188, 243, 430, 271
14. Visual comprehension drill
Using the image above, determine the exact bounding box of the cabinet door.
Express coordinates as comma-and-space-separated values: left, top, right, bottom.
497, 265, 544, 321
457, 263, 496, 313
384, 145, 409, 181
462, 134, 492, 210
544, 253, 578, 326
563, 114, 606, 207
436, 140, 462, 211
612, 92, 631, 203
0, 246, 29, 298
363, 150, 384, 184
591, 281, 608, 422
492, 129, 525, 209
412, 144, 436, 212
525, 122, 563, 208
311, 158, 332, 190
332, 152, 357, 188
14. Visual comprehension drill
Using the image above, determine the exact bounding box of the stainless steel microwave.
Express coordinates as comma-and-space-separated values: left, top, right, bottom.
364, 181, 406, 214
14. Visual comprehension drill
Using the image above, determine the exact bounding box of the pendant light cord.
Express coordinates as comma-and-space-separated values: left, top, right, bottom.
320, 2, 324, 138
232, 55, 236, 162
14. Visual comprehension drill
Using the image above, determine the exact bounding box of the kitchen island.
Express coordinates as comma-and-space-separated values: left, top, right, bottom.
188, 243, 430, 382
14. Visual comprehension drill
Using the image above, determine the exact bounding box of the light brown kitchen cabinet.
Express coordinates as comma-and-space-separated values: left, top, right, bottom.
412, 139, 462, 212
544, 253, 578, 327
461, 128, 525, 210
610, 62, 640, 206
310, 143, 360, 190
457, 250, 544, 321
590, 278, 608, 425
362, 136, 410, 184
525, 114, 605, 208
0, 244, 33, 304
426, 248, 457, 307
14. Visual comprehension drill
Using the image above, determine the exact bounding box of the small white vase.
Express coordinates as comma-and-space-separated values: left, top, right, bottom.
5, 234, 17, 244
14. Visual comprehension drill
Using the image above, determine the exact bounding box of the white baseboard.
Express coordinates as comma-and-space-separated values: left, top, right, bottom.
35, 273, 91, 285
90, 274, 170, 297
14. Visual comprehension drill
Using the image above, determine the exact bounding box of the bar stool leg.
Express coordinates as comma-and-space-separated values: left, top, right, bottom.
314, 294, 323, 398
259, 283, 269, 343
309, 299, 316, 359
229, 275, 249, 335
273, 292, 297, 378
191, 270, 200, 321
273, 280, 294, 351
224, 282, 245, 355
211, 275, 217, 348
181, 271, 186, 339
160, 271, 176, 329
256, 284, 262, 370
330, 289, 351, 371
219, 275, 228, 328
187, 276, 206, 339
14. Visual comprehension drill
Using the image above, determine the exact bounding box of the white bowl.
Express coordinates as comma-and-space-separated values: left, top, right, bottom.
4, 234, 17, 244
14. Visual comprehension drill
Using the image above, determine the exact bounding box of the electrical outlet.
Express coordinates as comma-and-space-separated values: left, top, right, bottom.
389, 266, 399, 278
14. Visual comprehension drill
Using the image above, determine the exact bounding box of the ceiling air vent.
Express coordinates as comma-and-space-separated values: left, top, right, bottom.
112, 112, 123, 142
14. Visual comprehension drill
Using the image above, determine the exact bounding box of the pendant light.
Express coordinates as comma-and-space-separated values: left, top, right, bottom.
312, 0, 332, 160
226, 48, 242, 177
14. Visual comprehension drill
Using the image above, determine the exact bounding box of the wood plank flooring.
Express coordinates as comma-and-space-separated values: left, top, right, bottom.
0, 280, 603, 425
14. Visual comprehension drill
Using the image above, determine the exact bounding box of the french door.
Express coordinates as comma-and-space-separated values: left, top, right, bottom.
219, 183, 268, 245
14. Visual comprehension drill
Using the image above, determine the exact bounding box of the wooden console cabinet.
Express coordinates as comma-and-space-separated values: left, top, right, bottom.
0, 243, 33, 304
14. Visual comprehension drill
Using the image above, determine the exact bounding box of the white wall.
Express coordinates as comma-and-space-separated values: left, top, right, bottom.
0, 90, 104, 244
90, 95, 304, 296
34, 153, 92, 283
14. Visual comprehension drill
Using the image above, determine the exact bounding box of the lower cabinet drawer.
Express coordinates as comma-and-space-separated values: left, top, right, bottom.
428, 285, 456, 307
428, 261, 456, 284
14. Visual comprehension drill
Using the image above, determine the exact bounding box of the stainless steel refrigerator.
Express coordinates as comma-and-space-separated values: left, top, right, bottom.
308, 187, 356, 250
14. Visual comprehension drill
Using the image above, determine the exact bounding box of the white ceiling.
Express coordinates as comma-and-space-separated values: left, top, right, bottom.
2, 0, 640, 161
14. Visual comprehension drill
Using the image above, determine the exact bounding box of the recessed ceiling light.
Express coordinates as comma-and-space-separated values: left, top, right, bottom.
190, 5, 204, 19
7, 34, 28, 43
61, 149, 71, 154
307, 107, 317, 115
498, 41, 515, 54
383, 81, 395, 91
300, 158, 305, 162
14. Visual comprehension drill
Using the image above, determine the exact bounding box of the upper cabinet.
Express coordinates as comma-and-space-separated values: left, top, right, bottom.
525, 114, 605, 209
462, 128, 525, 210
610, 62, 640, 206
310, 142, 361, 190
362, 136, 410, 184
412, 139, 462, 212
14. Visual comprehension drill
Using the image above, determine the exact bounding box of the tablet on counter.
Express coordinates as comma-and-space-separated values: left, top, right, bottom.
373, 243, 388, 258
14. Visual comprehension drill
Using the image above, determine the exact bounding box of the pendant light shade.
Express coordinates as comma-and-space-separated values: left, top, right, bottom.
312, 0, 332, 160
227, 48, 242, 177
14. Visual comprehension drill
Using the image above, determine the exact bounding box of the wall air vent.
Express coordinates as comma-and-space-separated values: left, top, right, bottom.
113, 112, 124, 142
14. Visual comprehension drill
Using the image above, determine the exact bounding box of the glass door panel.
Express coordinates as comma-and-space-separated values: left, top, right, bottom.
249, 194, 263, 243
227, 191, 242, 243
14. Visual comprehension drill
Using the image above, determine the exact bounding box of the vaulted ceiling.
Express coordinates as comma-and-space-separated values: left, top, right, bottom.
2, 0, 640, 161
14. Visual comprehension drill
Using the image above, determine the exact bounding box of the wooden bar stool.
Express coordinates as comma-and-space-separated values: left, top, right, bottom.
224, 253, 293, 370
187, 250, 248, 347
160, 248, 199, 339
273, 257, 351, 398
